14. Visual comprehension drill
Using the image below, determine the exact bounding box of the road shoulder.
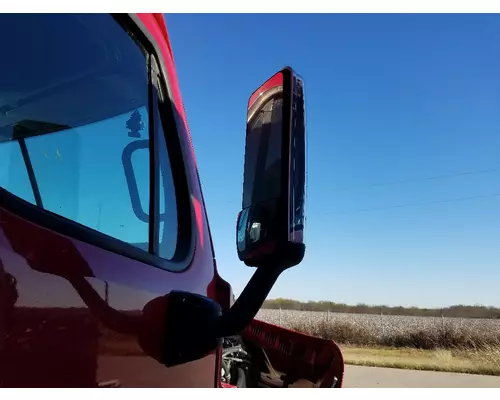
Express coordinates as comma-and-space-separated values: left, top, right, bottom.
343, 365, 500, 388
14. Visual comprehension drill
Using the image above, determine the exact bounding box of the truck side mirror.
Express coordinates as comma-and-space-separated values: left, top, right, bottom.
237, 66, 306, 269
208, 67, 307, 338
157, 67, 307, 367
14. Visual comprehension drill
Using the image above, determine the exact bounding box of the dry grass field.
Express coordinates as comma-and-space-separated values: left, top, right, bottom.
256, 309, 500, 375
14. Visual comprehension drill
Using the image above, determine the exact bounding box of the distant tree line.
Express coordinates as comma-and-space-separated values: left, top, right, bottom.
262, 298, 500, 319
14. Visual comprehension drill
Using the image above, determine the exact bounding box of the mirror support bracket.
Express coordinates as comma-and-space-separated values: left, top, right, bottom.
161, 242, 304, 367
213, 242, 305, 338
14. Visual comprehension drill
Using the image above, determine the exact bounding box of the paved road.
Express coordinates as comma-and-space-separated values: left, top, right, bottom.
343, 365, 500, 388
97, 356, 500, 388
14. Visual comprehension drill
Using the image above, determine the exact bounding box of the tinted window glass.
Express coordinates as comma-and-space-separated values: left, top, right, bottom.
157, 114, 178, 259
24, 107, 151, 248
0, 14, 179, 260
0, 142, 36, 205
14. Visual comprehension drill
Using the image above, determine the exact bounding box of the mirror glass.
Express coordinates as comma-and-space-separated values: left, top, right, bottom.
243, 71, 284, 209
239, 71, 285, 260
237, 67, 306, 267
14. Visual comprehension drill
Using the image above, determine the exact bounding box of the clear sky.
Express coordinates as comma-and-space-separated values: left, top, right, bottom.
165, 13, 500, 308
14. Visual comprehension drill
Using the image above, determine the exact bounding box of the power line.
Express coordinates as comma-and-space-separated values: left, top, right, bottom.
329, 192, 500, 216
330, 167, 500, 192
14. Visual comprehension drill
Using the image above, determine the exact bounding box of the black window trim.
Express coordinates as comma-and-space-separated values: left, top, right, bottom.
126, 14, 197, 267
147, 53, 159, 256
0, 13, 197, 273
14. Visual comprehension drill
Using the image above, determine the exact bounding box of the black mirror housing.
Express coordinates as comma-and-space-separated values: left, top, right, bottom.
237, 66, 306, 269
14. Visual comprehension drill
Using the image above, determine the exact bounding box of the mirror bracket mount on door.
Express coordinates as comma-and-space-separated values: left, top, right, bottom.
160, 263, 289, 367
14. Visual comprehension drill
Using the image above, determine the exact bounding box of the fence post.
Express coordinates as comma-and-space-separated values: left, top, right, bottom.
279, 307, 282, 326
326, 309, 330, 323
441, 308, 446, 346
380, 306, 384, 336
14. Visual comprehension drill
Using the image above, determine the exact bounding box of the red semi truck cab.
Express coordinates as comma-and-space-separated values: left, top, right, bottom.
0, 13, 344, 388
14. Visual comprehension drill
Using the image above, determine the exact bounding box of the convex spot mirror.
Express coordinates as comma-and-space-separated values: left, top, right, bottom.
237, 67, 306, 269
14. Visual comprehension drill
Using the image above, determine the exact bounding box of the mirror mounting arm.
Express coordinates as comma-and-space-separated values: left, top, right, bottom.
159, 267, 281, 368
213, 263, 286, 338
214, 240, 305, 337
161, 252, 303, 368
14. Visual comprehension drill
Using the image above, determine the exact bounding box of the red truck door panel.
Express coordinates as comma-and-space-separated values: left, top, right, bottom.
0, 14, 221, 388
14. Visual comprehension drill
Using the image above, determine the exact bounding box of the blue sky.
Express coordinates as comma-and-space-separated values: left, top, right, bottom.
165, 14, 500, 308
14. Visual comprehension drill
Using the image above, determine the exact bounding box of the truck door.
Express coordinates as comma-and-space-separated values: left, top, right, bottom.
0, 13, 219, 387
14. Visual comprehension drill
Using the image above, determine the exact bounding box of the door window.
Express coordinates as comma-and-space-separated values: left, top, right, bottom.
0, 14, 183, 265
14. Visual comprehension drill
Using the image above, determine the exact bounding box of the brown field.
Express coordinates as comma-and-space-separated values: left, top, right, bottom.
256, 309, 500, 376
256, 309, 500, 349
